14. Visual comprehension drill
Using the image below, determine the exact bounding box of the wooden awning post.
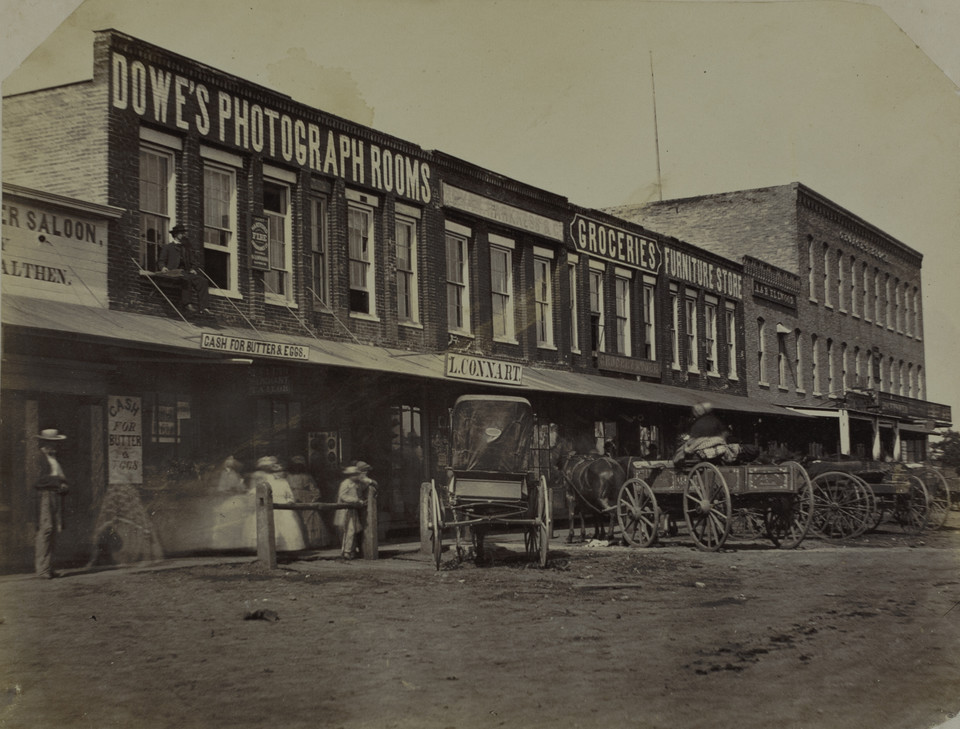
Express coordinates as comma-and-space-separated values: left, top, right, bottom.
256, 482, 277, 569
362, 486, 378, 560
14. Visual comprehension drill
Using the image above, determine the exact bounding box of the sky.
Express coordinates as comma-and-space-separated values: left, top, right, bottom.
2, 0, 959, 425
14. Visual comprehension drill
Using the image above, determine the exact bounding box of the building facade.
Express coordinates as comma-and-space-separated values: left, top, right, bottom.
3, 31, 803, 572
608, 183, 952, 461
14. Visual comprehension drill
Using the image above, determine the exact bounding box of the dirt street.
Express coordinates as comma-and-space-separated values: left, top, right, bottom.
2, 515, 960, 729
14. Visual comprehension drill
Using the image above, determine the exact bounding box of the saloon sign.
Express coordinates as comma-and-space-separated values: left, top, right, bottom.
571, 214, 661, 274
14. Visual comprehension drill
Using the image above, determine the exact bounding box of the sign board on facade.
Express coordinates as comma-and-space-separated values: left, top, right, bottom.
596, 352, 661, 379
752, 280, 798, 311
108, 396, 143, 484
663, 246, 743, 299
110, 49, 432, 204
571, 214, 661, 274
441, 183, 564, 242
249, 366, 291, 395
200, 333, 310, 361
445, 352, 524, 386
2, 197, 110, 307
250, 217, 270, 271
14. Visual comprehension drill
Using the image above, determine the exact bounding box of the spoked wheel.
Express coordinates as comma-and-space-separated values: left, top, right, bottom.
809, 471, 873, 540
683, 462, 732, 551
766, 461, 815, 549
917, 467, 951, 530
896, 476, 930, 534
729, 506, 768, 541
617, 478, 660, 547
428, 480, 443, 570
537, 475, 552, 567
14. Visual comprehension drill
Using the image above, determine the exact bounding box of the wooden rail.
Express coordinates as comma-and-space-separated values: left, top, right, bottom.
255, 484, 378, 568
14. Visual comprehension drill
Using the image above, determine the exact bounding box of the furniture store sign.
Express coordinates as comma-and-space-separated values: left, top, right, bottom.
445, 353, 524, 386
201, 333, 310, 361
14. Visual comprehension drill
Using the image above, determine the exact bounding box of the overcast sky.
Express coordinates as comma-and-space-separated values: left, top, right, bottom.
2, 0, 959, 424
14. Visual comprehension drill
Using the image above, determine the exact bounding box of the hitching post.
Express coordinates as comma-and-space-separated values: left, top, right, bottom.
361, 485, 378, 559
256, 482, 277, 569
419, 482, 431, 554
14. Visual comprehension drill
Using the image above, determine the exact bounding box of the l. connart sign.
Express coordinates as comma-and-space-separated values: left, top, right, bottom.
445, 353, 524, 386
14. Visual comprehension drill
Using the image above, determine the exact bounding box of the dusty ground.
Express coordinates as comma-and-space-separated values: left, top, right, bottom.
2, 514, 960, 729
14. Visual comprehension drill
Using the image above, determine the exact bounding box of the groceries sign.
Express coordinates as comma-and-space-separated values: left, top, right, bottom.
571, 214, 661, 274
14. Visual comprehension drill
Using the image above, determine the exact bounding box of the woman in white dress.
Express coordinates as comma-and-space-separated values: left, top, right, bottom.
247, 456, 306, 551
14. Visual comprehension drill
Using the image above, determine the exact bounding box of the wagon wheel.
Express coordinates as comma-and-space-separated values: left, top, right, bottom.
683, 462, 732, 551
809, 471, 872, 540
766, 461, 815, 549
896, 475, 929, 534
729, 506, 767, 541
617, 478, 660, 547
861, 484, 884, 533
916, 467, 951, 530
428, 480, 443, 570
537, 475, 552, 567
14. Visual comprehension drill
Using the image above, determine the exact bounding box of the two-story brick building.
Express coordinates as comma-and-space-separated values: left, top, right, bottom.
2, 30, 801, 571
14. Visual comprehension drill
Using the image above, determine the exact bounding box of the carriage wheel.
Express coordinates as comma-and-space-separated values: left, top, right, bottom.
897, 476, 929, 534
683, 462, 732, 551
429, 480, 443, 570
809, 471, 872, 540
917, 467, 951, 530
537, 476, 552, 567
617, 478, 660, 547
729, 506, 768, 541
765, 461, 815, 549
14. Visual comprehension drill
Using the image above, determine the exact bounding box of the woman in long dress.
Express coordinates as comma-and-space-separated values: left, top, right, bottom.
286, 456, 329, 547
247, 456, 305, 551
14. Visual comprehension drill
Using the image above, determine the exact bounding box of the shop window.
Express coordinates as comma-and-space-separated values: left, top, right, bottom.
263, 179, 292, 303
642, 277, 657, 361
138, 144, 176, 271
255, 398, 301, 463
395, 213, 420, 324
568, 261, 580, 353
308, 195, 328, 306
704, 297, 718, 375
145, 393, 186, 444
446, 230, 471, 334
348, 201, 376, 316
589, 266, 605, 353
390, 405, 423, 507
685, 292, 699, 373
202, 162, 237, 292
614, 275, 631, 356
534, 255, 554, 348
490, 241, 515, 341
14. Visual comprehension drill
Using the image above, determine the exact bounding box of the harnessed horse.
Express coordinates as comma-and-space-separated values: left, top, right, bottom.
556, 453, 626, 544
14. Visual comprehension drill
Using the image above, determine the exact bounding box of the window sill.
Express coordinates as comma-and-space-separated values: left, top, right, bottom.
824, 304, 833, 311
839, 308, 848, 315
728, 375, 739, 382
571, 348, 582, 356
809, 298, 818, 304
349, 312, 381, 323
211, 289, 243, 301
778, 386, 789, 392
796, 389, 806, 395
399, 320, 424, 330
851, 313, 859, 320
707, 371, 721, 378
494, 337, 520, 346
687, 368, 701, 376
537, 343, 558, 351
448, 329, 474, 339
265, 296, 297, 309
758, 381, 771, 388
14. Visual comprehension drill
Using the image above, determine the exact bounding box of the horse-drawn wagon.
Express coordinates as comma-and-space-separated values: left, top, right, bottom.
804, 460, 948, 540
613, 458, 815, 551
423, 395, 551, 570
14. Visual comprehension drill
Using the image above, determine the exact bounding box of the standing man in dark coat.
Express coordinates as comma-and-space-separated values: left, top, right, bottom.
34, 429, 70, 579
158, 224, 211, 314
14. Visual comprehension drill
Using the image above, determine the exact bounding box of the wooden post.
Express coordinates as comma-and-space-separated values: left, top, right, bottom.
419, 482, 431, 555
361, 486, 378, 560
256, 482, 277, 569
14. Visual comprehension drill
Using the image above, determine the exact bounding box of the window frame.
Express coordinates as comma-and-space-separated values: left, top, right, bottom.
445, 224, 472, 335
614, 272, 632, 357
489, 236, 516, 343
138, 141, 177, 272
642, 276, 657, 361
533, 249, 555, 349
568, 256, 581, 354
263, 175, 294, 306
201, 156, 239, 296
671, 284, 681, 370
685, 290, 699, 374
589, 263, 606, 354
308, 194, 329, 308
704, 296, 719, 376
346, 194, 378, 318
395, 206, 421, 326
725, 302, 738, 380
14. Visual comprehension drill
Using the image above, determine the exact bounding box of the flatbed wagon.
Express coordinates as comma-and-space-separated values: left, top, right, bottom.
615, 458, 814, 551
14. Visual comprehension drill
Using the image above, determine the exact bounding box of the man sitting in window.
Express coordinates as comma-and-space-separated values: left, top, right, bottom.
158, 224, 212, 315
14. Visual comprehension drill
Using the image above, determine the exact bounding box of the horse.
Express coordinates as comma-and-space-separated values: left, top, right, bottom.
556, 453, 626, 544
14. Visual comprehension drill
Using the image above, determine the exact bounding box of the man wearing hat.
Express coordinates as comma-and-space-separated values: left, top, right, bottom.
334, 461, 376, 559
157, 224, 212, 314
34, 429, 70, 579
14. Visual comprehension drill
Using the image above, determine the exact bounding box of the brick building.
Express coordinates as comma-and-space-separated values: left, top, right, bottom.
608, 183, 952, 461
2, 30, 797, 571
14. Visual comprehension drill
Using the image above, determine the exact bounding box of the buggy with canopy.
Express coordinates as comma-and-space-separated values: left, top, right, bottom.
423, 395, 551, 569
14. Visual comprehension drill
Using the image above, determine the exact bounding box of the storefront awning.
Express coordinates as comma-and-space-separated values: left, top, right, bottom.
3, 295, 802, 418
